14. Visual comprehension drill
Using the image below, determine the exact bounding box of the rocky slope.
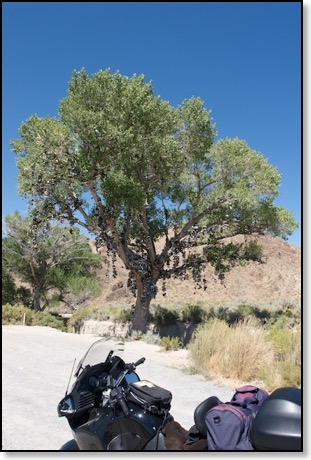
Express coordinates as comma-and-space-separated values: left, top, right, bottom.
86, 234, 301, 310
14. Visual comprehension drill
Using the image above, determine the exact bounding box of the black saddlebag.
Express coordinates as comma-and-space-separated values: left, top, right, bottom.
250, 387, 301, 451
127, 380, 172, 414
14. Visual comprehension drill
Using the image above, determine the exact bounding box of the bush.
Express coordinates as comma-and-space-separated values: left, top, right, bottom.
67, 306, 94, 331
266, 303, 301, 329
242, 241, 263, 261
127, 330, 144, 341
268, 327, 301, 362
259, 325, 301, 389
181, 303, 206, 323
153, 306, 180, 327
109, 307, 132, 323
126, 330, 160, 344
201, 302, 296, 327
160, 336, 182, 350
2, 303, 66, 331
2, 271, 32, 306
142, 331, 161, 344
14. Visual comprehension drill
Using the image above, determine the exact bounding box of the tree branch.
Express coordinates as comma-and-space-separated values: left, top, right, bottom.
159, 198, 227, 266
140, 206, 157, 265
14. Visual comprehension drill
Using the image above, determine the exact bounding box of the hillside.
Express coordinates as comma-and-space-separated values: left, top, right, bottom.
85, 234, 301, 310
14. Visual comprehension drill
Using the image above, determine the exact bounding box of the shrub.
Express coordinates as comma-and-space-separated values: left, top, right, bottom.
153, 306, 180, 327
107, 307, 132, 323
2, 271, 17, 305
226, 309, 245, 325
242, 241, 264, 261
214, 306, 229, 321
160, 336, 182, 350
181, 303, 206, 323
2, 303, 66, 331
2, 303, 27, 324
202, 302, 294, 327
127, 330, 144, 341
67, 306, 94, 331
188, 318, 229, 367
266, 308, 300, 329
268, 327, 301, 362
252, 307, 272, 323
259, 325, 301, 389
31, 310, 67, 331
225, 303, 266, 325
142, 331, 161, 345
235, 304, 253, 318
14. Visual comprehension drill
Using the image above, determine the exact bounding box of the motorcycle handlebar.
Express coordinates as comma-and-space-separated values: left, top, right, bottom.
119, 397, 130, 417
134, 357, 145, 368
125, 357, 145, 374
112, 388, 131, 417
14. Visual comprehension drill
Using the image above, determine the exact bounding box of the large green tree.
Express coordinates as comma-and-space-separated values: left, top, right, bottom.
11, 69, 297, 331
2, 212, 101, 310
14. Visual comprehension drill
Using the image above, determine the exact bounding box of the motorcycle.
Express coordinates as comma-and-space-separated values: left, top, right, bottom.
58, 338, 301, 451
58, 337, 172, 450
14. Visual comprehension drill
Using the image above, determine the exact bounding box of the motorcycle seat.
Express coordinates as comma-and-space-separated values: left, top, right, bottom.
194, 396, 220, 438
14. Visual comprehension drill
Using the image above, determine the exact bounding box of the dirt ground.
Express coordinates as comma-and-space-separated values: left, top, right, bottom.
2, 325, 235, 452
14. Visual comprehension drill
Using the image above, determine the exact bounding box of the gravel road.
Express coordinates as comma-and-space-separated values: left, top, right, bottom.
2, 325, 234, 452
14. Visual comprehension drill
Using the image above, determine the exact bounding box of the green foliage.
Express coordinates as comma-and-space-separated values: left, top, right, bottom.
265, 303, 301, 329
102, 171, 147, 213
141, 331, 161, 345
181, 303, 206, 323
242, 240, 264, 261
66, 275, 101, 298
261, 326, 301, 388
67, 306, 92, 330
201, 302, 300, 327
2, 304, 66, 331
160, 336, 182, 350
2, 212, 101, 310
108, 307, 132, 323
2, 268, 18, 305
203, 240, 242, 275
127, 330, 144, 341
2, 259, 33, 307
153, 306, 180, 327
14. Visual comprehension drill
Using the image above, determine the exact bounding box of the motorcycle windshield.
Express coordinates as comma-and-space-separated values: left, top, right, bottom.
75, 337, 125, 376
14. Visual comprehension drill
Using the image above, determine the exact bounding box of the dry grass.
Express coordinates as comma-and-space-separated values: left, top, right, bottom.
260, 326, 301, 389
188, 316, 301, 390
189, 318, 277, 387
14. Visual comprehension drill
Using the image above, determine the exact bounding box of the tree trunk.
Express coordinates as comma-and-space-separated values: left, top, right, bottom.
31, 262, 47, 311
131, 276, 155, 333
32, 288, 42, 311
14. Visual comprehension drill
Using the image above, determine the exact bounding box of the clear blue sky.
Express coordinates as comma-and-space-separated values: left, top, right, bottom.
2, 2, 302, 246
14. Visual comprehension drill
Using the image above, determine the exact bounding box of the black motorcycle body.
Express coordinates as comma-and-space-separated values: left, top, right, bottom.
58, 338, 170, 451
67, 402, 167, 450
250, 386, 301, 451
